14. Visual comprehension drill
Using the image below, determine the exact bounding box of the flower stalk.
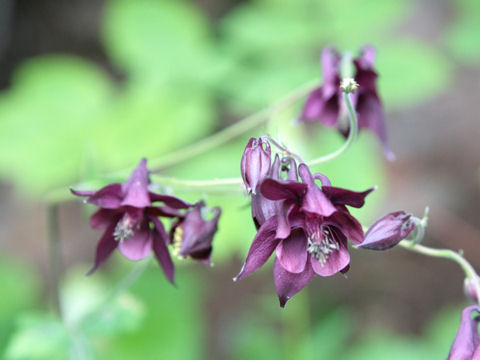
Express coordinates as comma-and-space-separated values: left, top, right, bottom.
47, 203, 63, 317
398, 240, 480, 305
307, 91, 358, 166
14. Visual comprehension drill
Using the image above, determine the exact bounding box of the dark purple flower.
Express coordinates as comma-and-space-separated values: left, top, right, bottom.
299, 45, 394, 159
71, 158, 191, 283
447, 305, 480, 360
299, 47, 341, 126
236, 160, 374, 307
241, 137, 271, 194
358, 211, 415, 250
170, 202, 221, 266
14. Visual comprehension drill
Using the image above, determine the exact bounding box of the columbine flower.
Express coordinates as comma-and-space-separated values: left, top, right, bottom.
170, 202, 221, 266
358, 211, 415, 250
299, 45, 394, 159
447, 305, 480, 360
236, 159, 374, 307
71, 158, 191, 283
464, 277, 480, 303
241, 137, 271, 194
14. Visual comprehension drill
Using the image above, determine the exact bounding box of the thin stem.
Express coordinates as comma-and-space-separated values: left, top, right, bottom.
148, 79, 319, 173
47, 203, 63, 317
267, 136, 304, 163
307, 92, 358, 166
151, 175, 243, 189
399, 240, 480, 304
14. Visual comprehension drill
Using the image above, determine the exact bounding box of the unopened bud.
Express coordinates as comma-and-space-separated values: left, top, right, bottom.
340, 78, 359, 93
464, 277, 480, 303
241, 137, 271, 194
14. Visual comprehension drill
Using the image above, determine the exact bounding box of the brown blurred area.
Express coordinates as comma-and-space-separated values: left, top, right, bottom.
0, 0, 479, 357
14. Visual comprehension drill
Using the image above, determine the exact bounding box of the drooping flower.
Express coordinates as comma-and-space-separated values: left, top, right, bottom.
241, 137, 271, 194
447, 305, 480, 360
236, 158, 374, 307
170, 201, 221, 266
464, 277, 480, 303
358, 211, 415, 250
299, 45, 394, 159
71, 158, 192, 282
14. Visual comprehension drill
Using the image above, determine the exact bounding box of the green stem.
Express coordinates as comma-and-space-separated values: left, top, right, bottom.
47, 204, 63, 317
148, 79, 319, 173
151, 175, 243, 189
307, 92, 358, 166
399, 241, 480, 304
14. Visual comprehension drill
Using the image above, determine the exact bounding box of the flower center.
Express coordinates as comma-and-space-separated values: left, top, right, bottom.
172, 225, 185, 258
307, 228, 339, 266
113, 214, 138, 242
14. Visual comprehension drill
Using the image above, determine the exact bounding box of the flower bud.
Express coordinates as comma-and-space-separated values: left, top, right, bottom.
464, 277, 480, 303
359, 211, 415, 250
241, 137, 271, 194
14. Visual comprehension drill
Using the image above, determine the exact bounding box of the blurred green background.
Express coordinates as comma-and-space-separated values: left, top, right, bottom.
0, 0, 480, 358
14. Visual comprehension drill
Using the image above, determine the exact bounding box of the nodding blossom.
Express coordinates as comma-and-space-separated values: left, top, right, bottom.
299, 46, 394, 160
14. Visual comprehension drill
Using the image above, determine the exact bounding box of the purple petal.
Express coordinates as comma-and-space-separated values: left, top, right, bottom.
276, 230, 308, 274
72, 184, 123, 209
311, 237, 350, 277
121, 158, 151, 208
89, 209, 121, 230
149, 193, 192, 209
146, 205, 184, 218
151, 217, 175, 284
356, 45, 376, 70
118, 225, 153, 261
322, 186, 374, 208
235, 216, 280, 281
448, 306, 480, 360
87, 222, 118, 275
321, 47, 342, 97
356, 93, 395, 161
260, 178, 307, 203
298, 164, 336, 217
359, 211, 414, 250
313, 173, 331, 186
328, 210, 364, 244
274, 257, 315, 308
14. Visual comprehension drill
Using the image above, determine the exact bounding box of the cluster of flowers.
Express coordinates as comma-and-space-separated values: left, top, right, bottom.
72, 158, 221, 283
71, 44, 480, 357
237, 137, 415, 306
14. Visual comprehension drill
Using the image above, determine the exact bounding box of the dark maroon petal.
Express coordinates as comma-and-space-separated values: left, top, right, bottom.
89, 209, 121, 230
323, 186, 375, 208
121, 158, 151, 208
241, 137, 271, 194
178, 205, 221, 259
274, 257, 315, 308
151, 217, 175, 284
260, 179, 307, 203
447, 306, 480, 360
70, 188, 95, 197
87, 222, 118, 275
235, 216, 280, 281
328, 211, 364, 245
276, 230, 308, 274
149, 193, 192, 209
321, 46, 342, 96
118, 225, 152, 261
72, 184, 123, 209
311, 237, 350, 277
356, 93, 395, 161
298, 164, 336, 217
359, 211, 414, 250
146, 205, 184, 218
298, 87, 325, 122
